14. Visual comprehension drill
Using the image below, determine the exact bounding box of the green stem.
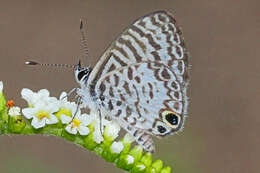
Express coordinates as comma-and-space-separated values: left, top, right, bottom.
0, 90, 171, 173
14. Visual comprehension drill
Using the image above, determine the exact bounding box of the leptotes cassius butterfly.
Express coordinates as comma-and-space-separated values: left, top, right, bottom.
75, 11, 190, 152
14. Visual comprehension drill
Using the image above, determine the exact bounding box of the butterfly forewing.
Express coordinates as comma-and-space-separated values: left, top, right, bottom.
84, 11, 190, 152
88, 11, 189, 87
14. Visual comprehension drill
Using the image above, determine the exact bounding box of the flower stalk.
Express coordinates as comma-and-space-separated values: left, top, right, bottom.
0, 81, 172, 173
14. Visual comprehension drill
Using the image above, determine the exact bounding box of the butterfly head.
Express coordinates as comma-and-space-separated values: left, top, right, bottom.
74, 60, 92, 86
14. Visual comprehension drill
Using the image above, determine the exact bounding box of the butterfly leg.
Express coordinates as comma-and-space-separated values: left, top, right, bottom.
70, 96, 82, 123
60, 88, 77, 100
130, 127, 155, 153
98, 109, 103, 134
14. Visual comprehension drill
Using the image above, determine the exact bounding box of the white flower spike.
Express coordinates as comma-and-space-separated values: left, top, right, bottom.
22, 103, 59, 129
8, 106, 21, 117
61, 111, 93, 136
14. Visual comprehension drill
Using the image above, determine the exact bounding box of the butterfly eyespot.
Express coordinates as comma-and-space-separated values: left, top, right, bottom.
157, 125, 167, 133
162, 110, 181, 129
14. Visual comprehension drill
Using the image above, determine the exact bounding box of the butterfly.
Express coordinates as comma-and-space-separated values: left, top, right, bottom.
74, 11, 190, 152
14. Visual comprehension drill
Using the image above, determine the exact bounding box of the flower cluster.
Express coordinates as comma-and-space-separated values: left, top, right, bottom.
21, 89, 102, 138
0, 81, 172, 173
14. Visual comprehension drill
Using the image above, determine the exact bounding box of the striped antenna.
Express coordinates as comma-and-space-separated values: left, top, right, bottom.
25, 60, 75, 68
80, 19, 90, 59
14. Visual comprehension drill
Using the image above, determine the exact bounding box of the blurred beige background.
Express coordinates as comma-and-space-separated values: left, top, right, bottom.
0, 0, 259, 173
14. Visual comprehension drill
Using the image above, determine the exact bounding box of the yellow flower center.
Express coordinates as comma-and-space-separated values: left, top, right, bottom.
36, 110, 50, 120
55, 108, 72, 119
72, 118, 81, 128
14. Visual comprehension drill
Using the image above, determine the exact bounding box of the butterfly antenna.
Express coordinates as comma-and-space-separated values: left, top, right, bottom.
80, 19, 90, 60
25, 60, 75, 68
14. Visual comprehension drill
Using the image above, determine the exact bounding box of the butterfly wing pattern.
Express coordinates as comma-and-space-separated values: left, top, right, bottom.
77, 11, 190, 152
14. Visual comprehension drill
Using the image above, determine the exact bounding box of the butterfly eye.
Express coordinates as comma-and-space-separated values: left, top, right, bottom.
77, 70, 88, 81
162, 110, 180, 129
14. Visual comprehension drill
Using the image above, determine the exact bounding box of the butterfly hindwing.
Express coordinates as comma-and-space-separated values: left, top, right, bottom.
92, 61, 185, 152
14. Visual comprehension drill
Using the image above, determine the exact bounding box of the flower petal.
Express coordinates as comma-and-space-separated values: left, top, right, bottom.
31, 117, 45, 129
45, 104, 59, 113
93, 123, 104, 144
126, 155, 135, 164
59, 92, 67, 101
123, 133, 135, 143
38, 89, 50, 98
78, 125, 90, 135
8, 106, 21, 117
111, 141, 124, 154
105, 121, 121, 139
70, 105, 78, 115
60, 114, 72, 124
93, 132, 104, 144
21, 88, 34, 103
78, 114, 94, 125
46, 114, 58, 124
65, 124, 77, 135
22, 107, 37, 119
48, 97, 58, 104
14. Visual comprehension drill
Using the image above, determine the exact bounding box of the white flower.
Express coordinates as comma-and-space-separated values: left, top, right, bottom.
61, 111, 93, 135
22, 103, 59, 129
8, 106, 21, 117
21, 88, 58, 106
104, 121, 121, 140
0, 81, 3, 93
111, 141, 124, 154
126, 155, 135, 164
